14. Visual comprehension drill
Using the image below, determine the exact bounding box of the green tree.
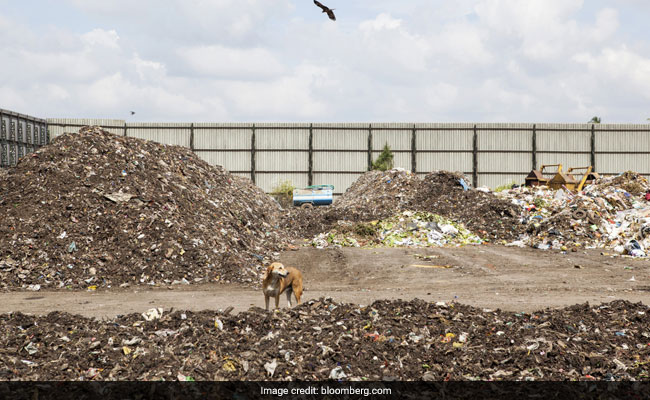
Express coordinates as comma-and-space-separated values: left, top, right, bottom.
371, 143, 394, 171
589, 116, 601, 123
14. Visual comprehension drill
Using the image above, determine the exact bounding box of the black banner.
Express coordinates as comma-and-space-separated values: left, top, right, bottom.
0, 381, 648, 400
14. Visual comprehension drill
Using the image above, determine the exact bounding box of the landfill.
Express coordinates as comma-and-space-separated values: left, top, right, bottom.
0, 126, 288, 290
312, 211, 483, 249
0, 298, 648, 381
497, 171, 650, 256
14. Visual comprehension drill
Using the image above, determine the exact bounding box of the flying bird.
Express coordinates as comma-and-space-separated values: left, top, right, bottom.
313, 0, 336, 21
130, 111, 135, 115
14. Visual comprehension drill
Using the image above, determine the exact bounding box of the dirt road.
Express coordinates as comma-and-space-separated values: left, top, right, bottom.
2, 245, 649, 317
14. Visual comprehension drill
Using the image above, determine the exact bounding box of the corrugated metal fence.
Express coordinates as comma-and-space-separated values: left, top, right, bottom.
45, 119, 650, 194
0, 108, 49, 167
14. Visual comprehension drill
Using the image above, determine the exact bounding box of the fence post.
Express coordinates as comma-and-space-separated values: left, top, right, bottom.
123, 122, 127, 137
367, 124, 373, 171
532, 124, 537, 170
411, 125, 417, 173
308, 123, 313, 186
472, 125, 478, 187
189, 123, 195, 152
590, 124, 596, 171
251, 124, 256, 184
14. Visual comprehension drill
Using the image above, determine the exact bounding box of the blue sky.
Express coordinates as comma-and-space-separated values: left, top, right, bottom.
1, 0, 649, 123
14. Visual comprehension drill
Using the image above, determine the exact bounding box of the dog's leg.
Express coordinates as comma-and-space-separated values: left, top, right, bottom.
285, 288, 293, 308
264, 295, 270, 311
274, 294, 280, 310
293, 282, 302, 305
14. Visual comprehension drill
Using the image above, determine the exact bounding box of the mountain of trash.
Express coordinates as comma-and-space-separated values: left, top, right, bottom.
0, 126, 287, 290
498, 171, 650, 256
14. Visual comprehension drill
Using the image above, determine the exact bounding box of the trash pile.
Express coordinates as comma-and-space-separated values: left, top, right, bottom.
333, 168, 420, 222
312, 211, 482, 249
410, 171, 522, 241
498, 171, 650, 255
1, 298, 648, 381
287, 169, 521, 243
0, 126, 287, 290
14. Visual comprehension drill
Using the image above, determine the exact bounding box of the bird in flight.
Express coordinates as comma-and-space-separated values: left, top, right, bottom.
313, 0, 336, 21
130, 111, 135, 115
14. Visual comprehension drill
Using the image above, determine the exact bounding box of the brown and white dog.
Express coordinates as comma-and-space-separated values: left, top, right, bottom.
262, 262, 303, 311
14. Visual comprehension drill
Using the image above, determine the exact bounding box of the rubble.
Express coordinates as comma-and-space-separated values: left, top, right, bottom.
0, 126, 287, 290
498, 171, 650, 255
312, 211, 482, 249
410, 171, 523, 241
0, 298, 648, 380
333, 168, 420, 221
286, 169, 522, 243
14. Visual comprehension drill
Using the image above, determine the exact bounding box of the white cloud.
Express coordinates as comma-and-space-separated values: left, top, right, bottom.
1, 1, 649, 123
81, 29, 120, 49
178, 45, 285, 80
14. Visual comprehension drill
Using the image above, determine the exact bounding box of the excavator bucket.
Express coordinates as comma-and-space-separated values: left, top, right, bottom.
525, 164, 562, 187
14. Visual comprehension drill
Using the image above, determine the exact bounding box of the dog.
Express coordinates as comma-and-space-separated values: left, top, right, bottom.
262, 262, 303, 311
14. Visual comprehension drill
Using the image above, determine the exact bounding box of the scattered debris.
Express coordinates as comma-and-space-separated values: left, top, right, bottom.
0, 298, 648, 380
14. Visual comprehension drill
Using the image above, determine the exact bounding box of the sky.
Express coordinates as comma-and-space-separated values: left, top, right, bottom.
0, 0, 649, 123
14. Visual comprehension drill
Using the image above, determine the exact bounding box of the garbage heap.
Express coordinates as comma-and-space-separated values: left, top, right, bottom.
288, 169, 522, 243
333, 168, 420, 221
312, 211, 483, 249
498, 171, 650, 255
0, 127, 286, 290
410, 171, 522, 241
283, 168, 420, 238
1, 298, 648, 381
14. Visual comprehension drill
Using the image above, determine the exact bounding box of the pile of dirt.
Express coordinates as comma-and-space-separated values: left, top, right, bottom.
333, 169, 420, 221
410, 171, 522, 241
1, 298, 648, 380
0, 126, 287, 290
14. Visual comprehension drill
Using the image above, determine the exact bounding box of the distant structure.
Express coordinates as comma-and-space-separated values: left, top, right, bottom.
313, 0, 336, 21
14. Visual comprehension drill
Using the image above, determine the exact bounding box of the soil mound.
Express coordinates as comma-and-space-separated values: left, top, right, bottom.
0, 126, 286, 290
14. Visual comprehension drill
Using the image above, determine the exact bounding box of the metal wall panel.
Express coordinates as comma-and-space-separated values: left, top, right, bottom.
256, 128, 309, 150
537, 153, 591, 169
416, 152, 472, 173
313, 123, 368, 150
193, 124, 251, 149
127, 123, 190, 147
370, 151, 412, 170
195, 151, 250, 172
256, 151, 308, 171
47, 118, 125, 137
416, 127, 473, 150
313, 152, 366, 172
255, 173, 309, 193
313, 173, 364, 195
371, 124, 412, 151
537, 124, 590, 151
479, 174, 528, 189
477, 124, 532, 151
596, 154, 650, 175
478, 153, 531, 173
595, 124, 650, 152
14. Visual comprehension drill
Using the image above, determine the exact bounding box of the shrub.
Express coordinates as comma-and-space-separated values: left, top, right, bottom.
371, 143, 394, 171
270, 180, 296, 208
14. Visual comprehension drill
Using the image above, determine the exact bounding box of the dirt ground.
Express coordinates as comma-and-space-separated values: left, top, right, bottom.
1, 244, 649, 318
